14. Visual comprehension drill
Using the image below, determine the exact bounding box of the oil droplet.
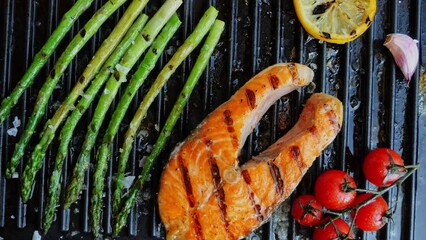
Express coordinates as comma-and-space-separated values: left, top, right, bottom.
262, 0, 271, 5
350, 96, 360, 109
250, 234, 261, 240
350, 76, 360, 87
306, 82, 316, 93
243, 16, 251, 28
351, 59, 360, 71
334, 82, 341, 90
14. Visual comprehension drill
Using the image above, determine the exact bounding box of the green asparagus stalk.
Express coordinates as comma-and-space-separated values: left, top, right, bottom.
91, 17, 181, 237
19, 2, 150, 202
63, 0, 183, 209
41, 14, 149, 233
114, 18, 224, 236
8, 0, 129, 183
0, 0, 94, 125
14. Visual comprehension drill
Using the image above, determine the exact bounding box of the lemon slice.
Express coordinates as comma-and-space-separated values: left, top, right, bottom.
294, 0, 376, 44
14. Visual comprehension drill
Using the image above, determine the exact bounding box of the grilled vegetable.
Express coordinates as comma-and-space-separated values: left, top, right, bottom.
42, 13, 149, 233
315, 170, 357, 211
351, 193, 389, 231
0, 0, 93, 125
113, 19, 224, 235
293, 0, 376, 44
9, 0, 129, 185
63, 0, 183, 209
363, 148, 405, 187
20, 0, 150, 202
90, 15, 182, 237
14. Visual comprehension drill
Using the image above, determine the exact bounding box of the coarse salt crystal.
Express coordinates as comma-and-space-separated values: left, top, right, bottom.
32, 230, 42, 240
12, 116, 21, 128
115, 64, 130, 74
7, 127, 18, 136
123, 176, 136, 189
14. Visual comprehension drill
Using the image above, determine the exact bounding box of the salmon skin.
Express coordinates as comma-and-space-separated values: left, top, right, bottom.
158, 63, 343, 239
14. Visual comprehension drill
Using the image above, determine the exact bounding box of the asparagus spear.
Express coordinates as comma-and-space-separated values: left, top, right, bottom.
7, 0, 129, 182
41, 14, 149, 233
0, 0, 94, 125
63, 0, 183, 209
17, 0, 149, 199
114, 19, 225, 236
90, 17, 182, 237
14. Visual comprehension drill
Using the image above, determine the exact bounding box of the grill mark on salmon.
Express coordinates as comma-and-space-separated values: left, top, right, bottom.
223, 110, 238, 148
324, 103, 340, 132
204, 138, 213, 147
227, 126, 235, 133
245, 89, 256, 110
308, 125, 319, 138
178, 156, 196, 207
241, 170, 264, 223
290, 146, 305, 171
268, 161, 284, 197
327, 109, 340, 133
231, 135, 238, 148
269, 74, 279, 89
207, 154, 230, 233
224, 116, 233, 126
249, 191, 264, 222
287, 63, 300, 83
178, 156, 204, 239
192, 212, 204, 240
241, 170, 251, 184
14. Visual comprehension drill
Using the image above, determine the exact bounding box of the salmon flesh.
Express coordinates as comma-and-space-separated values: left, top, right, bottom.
158, 63, 343, 239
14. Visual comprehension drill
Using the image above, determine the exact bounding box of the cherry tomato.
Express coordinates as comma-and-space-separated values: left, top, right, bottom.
315, 170, 357, 210
351, 193, 389, 231
363, 148, 405, 187
291, 195, 323, 226
313, 218, 354, 240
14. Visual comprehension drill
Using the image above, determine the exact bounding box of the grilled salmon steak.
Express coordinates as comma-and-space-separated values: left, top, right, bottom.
158, 63, 343, 239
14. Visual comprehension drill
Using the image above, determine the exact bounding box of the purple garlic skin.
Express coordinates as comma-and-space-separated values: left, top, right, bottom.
384, 33, 419, 84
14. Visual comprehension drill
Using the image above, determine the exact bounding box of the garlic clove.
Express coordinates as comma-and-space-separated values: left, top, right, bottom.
383, 33, 419, 84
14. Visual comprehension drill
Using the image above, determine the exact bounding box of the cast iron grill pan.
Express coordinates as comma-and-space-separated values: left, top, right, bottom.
0, 0, 425, 239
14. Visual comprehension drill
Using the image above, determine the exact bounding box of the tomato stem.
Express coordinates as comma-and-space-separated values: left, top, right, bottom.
383, 150, 407, 185
403, 164, 418, 169
323, 209, 342, 216
390, 185, 400, 215
346, 208, 359, 240
354, 188, 380, 194
341, 175, 356, 192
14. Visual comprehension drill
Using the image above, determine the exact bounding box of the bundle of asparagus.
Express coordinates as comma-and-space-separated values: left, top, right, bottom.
19, 0, 152, 202
0, 0, 94, 125
0, 0, 224, 237
6, 0, 134, 179
42, 12, 150, 232
114, 17, 225, 236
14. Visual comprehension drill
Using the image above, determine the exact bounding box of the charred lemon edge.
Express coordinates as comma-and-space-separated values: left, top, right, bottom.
293, 0, 377, 44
